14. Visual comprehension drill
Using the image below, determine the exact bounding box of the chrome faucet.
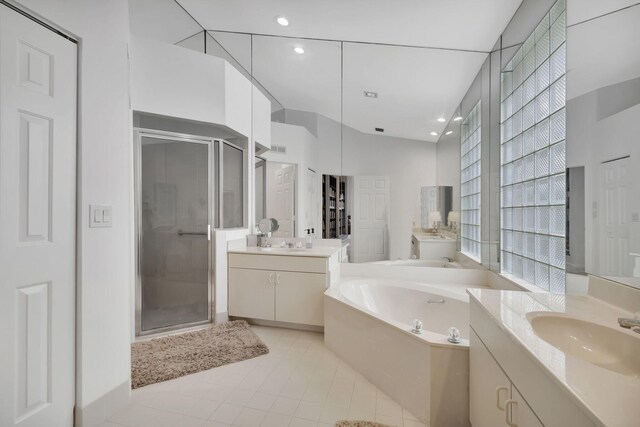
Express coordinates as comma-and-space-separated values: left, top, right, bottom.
618, 312, 640, 333
257, 233, 271, 248
441, 256, 454, 263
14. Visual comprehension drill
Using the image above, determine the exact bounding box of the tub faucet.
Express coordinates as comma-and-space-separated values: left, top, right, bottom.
441, 256, 453, 263
618, 312, 640, 333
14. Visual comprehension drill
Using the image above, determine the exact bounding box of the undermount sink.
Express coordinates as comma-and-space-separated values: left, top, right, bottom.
527, 312, 640, 377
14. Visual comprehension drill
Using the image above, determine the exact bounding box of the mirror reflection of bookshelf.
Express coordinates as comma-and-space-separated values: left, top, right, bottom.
322, 175, 348, 238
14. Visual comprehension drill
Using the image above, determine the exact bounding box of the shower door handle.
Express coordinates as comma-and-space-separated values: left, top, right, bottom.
177, 229, 208, 237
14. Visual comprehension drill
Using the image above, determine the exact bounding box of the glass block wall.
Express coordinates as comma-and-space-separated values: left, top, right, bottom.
461, 101, 481, 260
500, 0, 566, 292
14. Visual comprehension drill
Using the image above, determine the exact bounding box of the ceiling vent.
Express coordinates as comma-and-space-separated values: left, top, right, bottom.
375, 128, 384, 132
271, 144, 287, 153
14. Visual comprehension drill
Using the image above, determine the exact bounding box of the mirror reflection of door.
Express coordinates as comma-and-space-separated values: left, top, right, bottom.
266, 162, 296, 237
138, 132, 211, 333
600, 157, 631, 276
352, 176, 390, 262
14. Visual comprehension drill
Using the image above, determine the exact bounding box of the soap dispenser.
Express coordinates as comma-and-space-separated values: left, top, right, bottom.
305, 229, 313, 249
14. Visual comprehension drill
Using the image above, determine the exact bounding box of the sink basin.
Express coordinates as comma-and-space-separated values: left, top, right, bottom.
527, 312, 640, 377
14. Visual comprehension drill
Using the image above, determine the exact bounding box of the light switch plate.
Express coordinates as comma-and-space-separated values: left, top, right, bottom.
90, 205, 112, 228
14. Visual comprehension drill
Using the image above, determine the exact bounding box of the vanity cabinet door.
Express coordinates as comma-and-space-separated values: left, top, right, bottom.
228, 268, 275, 320
507, 387, 543, 427
470, 329, 510, 427
275, 271, 326, 326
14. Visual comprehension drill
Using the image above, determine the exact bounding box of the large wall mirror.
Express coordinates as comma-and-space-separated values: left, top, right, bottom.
565, 3, 640, 290
128, 0, 640, 287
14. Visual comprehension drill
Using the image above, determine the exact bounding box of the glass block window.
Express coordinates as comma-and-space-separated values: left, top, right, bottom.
500, 0, 566, 292
461, 101, 481, 260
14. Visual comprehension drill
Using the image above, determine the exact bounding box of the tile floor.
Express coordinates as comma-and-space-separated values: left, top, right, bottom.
104, 325, 427, 427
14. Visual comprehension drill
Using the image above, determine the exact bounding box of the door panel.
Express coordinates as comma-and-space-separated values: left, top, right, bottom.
0, 6, 77, 426
275, 271, 326, 326
352, 176, 390, 262
139, 135, 211, 332
509, 386, 543, 427
600, 158, 631, 276
273, 164, 296, 237
228, 268, 275, 320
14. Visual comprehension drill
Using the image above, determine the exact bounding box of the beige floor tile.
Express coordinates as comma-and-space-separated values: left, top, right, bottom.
294, 401, 323, 421
232, 407, 267, 427
269, 396, 300, 415
209, 403, 244, 424
288, 417, 316, 427
319, 404, 349, 424
260, 411, 292, 427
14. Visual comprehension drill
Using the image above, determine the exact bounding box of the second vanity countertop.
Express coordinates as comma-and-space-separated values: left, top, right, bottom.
228, 246, 341, 258
412, 232, 456, 242
467, 288, 639, 427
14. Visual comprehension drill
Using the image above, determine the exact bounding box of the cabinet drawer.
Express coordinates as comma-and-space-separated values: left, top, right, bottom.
229, 253, 327, 273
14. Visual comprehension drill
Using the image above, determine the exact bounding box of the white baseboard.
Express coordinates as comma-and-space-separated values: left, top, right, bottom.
74, 380, 130, 427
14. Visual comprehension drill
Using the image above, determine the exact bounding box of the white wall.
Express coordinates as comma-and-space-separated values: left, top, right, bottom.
13, 0, 133, 422
341, 126, 437, 260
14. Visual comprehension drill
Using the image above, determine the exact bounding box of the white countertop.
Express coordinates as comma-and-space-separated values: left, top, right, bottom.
228, 246, 341, 258
467, 288, 639, 427
412, 232, 455, 242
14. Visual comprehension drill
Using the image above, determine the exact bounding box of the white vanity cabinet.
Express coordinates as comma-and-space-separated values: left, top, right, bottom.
228, 252, 333, 326
470, 330, 542, 427
469, 295, 600, 427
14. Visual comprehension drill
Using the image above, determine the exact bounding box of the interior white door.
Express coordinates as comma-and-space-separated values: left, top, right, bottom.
0, 6, 77, 427
306, 169, 318, 232
273, 164, 296, 237
600, 158, 631, 276
352, 176, 390, 262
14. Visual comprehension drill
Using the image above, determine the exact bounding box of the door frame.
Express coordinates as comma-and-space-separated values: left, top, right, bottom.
133, 128, 215, 336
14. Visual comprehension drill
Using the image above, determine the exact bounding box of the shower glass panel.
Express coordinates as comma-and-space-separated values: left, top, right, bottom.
222, 143, 244, 228
138, 133, 211, 332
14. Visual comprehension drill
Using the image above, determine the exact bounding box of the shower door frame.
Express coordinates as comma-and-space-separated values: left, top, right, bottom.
134, 128, 215, 336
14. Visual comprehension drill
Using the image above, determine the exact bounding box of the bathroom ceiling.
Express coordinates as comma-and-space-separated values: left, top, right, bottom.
176, 0, 523, 52
133, 0, 524, 141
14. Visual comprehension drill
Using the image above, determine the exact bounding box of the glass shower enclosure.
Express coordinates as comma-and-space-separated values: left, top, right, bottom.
134, 129, 213, 335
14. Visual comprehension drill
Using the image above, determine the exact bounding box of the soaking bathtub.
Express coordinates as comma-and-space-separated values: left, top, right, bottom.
325, 278, 476, 427
367, 258, 462, 268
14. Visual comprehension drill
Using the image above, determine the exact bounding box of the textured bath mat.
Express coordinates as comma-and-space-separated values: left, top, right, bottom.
131, 320, 268, 389
335, 422, 395, 427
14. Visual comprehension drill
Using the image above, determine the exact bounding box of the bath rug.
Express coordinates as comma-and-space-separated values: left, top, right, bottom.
131, 320, 268, 389
335, 422, 395, 427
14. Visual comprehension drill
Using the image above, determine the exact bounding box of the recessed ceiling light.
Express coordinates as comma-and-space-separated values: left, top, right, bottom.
430, 131, 439, 136
453, 116, 463, 122
364, 91, 378, 98
445, 130, 453, 135
437, 117, 446, 123
276, 16, 289, 26
294, 47, 304, 54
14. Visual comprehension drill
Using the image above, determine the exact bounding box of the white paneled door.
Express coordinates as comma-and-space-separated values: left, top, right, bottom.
352, 176, 390, 262
600, 157, 631, 276
273, 164, 296, 237
0, 6, 77, 427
